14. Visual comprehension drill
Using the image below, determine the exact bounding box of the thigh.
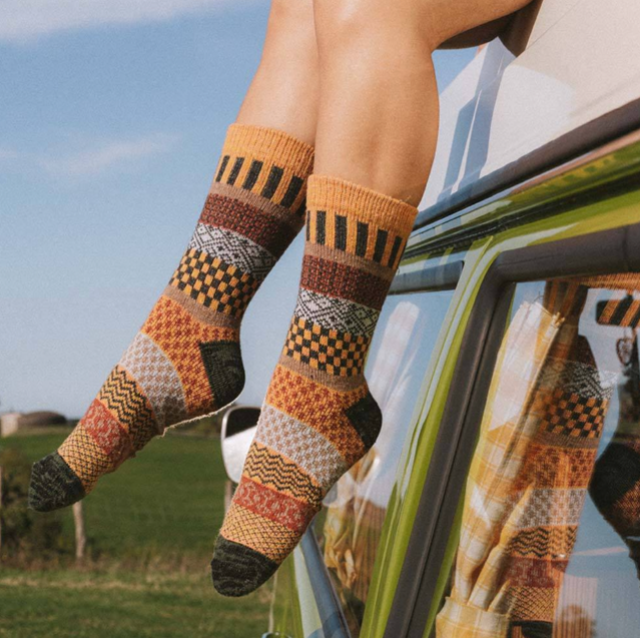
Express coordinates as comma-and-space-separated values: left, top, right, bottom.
312, 0, 535, 54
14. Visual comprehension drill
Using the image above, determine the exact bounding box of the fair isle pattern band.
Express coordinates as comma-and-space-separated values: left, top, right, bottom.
28, 124, 315, 514
216, 157, 306, 216
283, 315, 370, 377
189, 225, 277, 283
170, 249, 259, 317
118, 332, 187, 431
212, 174, 418, 597
254, 405, 349, 491
294, 289, 380, 339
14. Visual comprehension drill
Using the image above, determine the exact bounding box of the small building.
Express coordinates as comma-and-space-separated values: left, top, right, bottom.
0, 411, 67, 437
0, 412, 22, 437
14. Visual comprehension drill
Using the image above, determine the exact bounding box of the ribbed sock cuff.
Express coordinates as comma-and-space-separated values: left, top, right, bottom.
223, 123, 315, 174
307, 174, 418, 238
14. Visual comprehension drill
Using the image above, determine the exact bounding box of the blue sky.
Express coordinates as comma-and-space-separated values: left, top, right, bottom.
0, 1, 475, 417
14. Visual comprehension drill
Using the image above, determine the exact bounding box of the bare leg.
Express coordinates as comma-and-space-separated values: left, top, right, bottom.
235, 0, 319, 146
312, 0, 534, 206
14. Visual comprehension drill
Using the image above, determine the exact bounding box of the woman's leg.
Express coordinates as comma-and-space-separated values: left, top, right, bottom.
211, 0, 534, 597
29, 0, 319, 513
312, 0, 438, 205
312, 0, 534, 205
235, 0, 319, 145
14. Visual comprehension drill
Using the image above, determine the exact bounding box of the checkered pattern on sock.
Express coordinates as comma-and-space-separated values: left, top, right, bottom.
501, 336, 612, 630
211, 174, 417, 597
28, 124, 314, 513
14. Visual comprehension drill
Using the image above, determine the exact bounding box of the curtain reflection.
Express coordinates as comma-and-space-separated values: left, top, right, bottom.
323, 301, 423, 606
437, 282, 617, 638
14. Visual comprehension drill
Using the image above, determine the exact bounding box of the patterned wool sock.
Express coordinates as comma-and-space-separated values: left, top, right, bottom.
210, 174, 417, 596
28, 124, 314, 512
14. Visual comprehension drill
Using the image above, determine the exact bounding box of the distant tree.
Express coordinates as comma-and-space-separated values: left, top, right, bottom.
0, 447, 71, 561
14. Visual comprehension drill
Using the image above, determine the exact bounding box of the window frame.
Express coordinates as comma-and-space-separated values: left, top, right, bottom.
298, 257, 465, 638
383, 222, 640, 638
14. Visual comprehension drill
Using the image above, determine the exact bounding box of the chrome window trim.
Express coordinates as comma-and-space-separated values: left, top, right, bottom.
389, 260, 463, 295
300, 527, 351, 638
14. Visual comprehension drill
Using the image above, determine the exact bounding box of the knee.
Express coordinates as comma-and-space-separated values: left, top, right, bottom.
269, 0, 312, 25
313, 0, 436, 59
261, 0, 317, 66
265, 0, 316, 47
313, 0, 388, 46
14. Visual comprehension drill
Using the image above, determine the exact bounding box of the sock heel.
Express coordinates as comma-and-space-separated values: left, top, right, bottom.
199, 340, 246, 409
345, 389, 383, 451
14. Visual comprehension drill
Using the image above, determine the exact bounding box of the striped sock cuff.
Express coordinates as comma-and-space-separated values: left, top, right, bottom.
307, 174, 418, 239
305, 174, 418, 273
214, 124, 315, 214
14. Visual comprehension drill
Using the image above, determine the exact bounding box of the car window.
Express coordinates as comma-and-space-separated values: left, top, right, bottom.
316, 288, 455, 636
435, 276, 640, 638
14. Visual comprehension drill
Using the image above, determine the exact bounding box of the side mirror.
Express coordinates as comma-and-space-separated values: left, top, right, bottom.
220, 405, 260, 484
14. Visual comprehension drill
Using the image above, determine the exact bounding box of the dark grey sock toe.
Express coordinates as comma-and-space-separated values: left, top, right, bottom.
28, 452, 86, 512
211, 536, 279, 597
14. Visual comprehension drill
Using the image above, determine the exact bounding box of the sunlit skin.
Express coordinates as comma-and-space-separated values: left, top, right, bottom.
234, 0, 320, 147
234, 0, 533, 207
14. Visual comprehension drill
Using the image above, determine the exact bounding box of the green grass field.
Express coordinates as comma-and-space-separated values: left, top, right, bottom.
0, 431, 270, 637
0, 569, 270, 638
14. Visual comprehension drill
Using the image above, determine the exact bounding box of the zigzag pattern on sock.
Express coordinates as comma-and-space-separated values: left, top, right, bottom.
98, 367, 158, 452
243, 443, 324, 504
509, 527, 579, 559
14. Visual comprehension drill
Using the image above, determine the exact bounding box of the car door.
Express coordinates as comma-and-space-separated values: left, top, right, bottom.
383, 131, 640, 638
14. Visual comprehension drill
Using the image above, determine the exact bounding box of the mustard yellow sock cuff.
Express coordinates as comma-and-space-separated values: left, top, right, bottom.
223, 123, 315, 175
307, 174, 418, 238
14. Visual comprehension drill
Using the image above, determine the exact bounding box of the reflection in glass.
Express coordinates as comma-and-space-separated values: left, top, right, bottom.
436, 277, 640, 638
320, 290, 454, 634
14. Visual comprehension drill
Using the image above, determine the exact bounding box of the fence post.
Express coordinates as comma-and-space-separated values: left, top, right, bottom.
224, 480, 234, 513
73, 501, 86, 562
0, 466, 3, 558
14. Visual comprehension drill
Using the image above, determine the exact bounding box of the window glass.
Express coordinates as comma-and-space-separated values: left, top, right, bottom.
436, 276, 640, 638
318, 288, 455, 635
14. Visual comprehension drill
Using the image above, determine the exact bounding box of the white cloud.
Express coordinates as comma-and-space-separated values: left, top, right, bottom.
0, 0, 241, 42
40, 133, 179, 176
0, 148, 19, 161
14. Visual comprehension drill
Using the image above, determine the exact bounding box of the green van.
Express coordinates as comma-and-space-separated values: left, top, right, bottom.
221, 1, 640, 636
